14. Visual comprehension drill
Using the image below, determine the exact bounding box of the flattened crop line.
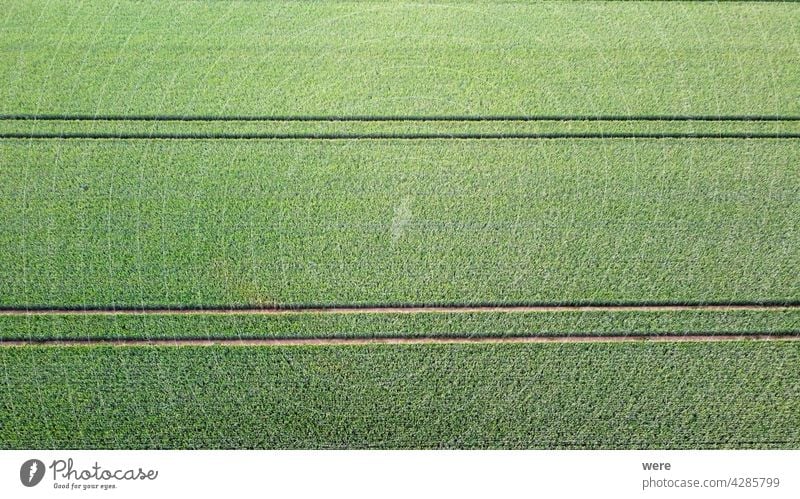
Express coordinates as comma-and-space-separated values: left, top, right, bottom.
1, 303, 798, 316
2, 335, 800, 346
2, 114, 800, 122
3, 132, 800, 140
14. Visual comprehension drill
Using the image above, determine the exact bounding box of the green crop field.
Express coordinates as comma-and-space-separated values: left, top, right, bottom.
2, 140, 798, 307
2, 308, 799, 341
1, 1, 799, 116
2, 343, 800, 449
1, 0, 799, 450
4, 119, 800, 137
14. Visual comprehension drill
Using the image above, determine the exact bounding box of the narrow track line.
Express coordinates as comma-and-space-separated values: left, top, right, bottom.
2, 334, 799, 347
1, 303, 798, 316
2, 114, 799, 122
2, 132, 800, 140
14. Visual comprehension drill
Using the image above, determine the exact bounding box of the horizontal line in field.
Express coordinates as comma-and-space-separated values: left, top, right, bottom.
2, 132, 800, 140
2, 114, 799, 122
1, 303, 797, 316
2, 334, 799, 347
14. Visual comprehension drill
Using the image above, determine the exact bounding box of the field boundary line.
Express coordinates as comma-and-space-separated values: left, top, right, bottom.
2, 114, 800, 122
2, 132, 800, 140
1, 303, 798, 316
2, 335, 800, 346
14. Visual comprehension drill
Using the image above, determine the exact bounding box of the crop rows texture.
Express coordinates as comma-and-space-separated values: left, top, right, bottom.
2, 140, 797, 307
1, 0, 799, 453
1, 1, 798, 116
2, 343, 799, 449
1, 309, 798, 341
3, 120, 800, 137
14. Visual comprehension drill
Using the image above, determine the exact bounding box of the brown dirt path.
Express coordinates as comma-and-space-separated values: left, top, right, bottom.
2, 334, 799, 347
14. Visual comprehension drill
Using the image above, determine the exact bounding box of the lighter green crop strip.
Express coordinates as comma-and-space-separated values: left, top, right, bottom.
1, 1, 798, 116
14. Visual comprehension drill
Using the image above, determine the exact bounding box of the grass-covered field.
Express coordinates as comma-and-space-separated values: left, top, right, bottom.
3, 118, 800, 137
1, 0, 798, 451
1, 1, 798, 116
2, 343, 799, 449
1, 309, 798, 341
2, 140, 798, 307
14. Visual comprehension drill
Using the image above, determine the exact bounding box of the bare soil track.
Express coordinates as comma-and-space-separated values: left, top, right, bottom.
2, 334, 799, 347
4, 304, 797, 345
4, 132, 800, 140
3, 114, 800, 121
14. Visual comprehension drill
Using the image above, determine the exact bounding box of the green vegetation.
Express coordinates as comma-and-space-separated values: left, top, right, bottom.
2, 343, 799, 449
2, 140, 797, 307
3, 119, 800, 137
1, 0, 798, 452
1, 1, 798, 116
1, 309, 798, 341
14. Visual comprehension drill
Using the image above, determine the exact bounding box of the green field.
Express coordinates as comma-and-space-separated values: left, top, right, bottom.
4, 119, 800, 137
2, 343, 799, 449
1, 0, 799, 450
1, 1, 798, 116
2, 140, 798, 307
1, 309, 799, 341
